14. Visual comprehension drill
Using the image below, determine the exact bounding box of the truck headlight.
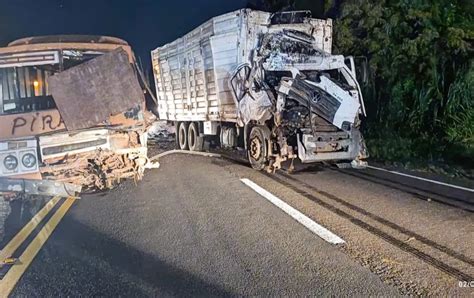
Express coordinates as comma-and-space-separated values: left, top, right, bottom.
22, 153, 37, 168
4, 155, 18, 170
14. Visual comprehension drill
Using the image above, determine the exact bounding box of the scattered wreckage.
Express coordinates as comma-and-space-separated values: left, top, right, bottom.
0, 35, 154, 197
151, 9, 368, 171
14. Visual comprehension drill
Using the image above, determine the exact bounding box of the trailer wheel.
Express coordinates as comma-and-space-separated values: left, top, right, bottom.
248, 126, 270, 171
178, 122, 189, 150
188, 122, 204, 151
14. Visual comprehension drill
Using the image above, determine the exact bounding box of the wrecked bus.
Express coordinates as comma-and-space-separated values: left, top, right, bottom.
151, 9, 368, 171
0, 35, 150, 196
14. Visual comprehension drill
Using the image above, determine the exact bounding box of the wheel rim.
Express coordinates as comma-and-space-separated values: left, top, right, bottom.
249, 136, 262, 161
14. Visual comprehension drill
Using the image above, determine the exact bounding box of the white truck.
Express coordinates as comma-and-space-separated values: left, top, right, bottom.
151, 9, 368, 171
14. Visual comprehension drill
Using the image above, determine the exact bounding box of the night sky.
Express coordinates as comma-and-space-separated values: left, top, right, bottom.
0, 0, 255, 67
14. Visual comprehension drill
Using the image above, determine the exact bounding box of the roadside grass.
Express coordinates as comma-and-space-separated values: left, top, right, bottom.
366, 134, 474, 181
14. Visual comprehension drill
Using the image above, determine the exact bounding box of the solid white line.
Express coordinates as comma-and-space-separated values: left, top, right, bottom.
240, 178, 345, 245
367, 165, 474, 193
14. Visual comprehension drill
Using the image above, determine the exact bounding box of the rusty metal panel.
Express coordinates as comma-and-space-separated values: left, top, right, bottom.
48, 49, 144, 130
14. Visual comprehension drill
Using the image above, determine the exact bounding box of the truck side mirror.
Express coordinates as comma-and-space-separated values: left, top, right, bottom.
354, 56, 369, 86
344, 56, 357, 79
345, 56, 369, 86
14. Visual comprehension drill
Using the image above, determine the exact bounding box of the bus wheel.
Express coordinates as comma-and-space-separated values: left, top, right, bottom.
248, 126, 270, 171
178, 122, 189, 150
188, 122, 203, 151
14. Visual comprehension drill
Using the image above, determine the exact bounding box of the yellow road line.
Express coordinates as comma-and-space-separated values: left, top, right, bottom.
0, 196, 62, 264
0, 197, 76, 297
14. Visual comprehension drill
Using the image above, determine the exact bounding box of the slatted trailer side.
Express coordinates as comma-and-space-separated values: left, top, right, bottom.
152, 10, 248, 123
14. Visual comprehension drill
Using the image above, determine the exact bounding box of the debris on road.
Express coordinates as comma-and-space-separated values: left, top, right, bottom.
146, 121, 176, 157
1, 257, 18, 267
148, 149, 220, 162
147, 121, 175, 143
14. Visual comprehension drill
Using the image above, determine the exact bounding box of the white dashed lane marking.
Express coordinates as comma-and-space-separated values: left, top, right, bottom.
241, 178, 345, 245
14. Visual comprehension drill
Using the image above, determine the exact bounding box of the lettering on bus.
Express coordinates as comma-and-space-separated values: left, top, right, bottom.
0, 110, 66, 139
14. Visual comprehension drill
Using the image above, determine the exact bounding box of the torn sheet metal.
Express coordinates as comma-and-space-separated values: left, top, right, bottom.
237, 90, 273, 125
39, 129, 148, 191
48, 49, 144, 130
229, 64, 273, 125
259, 30, 324, 67
278, 75, 359, 130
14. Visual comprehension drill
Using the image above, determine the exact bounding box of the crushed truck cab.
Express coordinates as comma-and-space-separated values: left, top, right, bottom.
0, 35, 150, 196
152, 9, 368, 171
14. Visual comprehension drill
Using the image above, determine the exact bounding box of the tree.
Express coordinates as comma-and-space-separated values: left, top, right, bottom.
334, 0, 473, 164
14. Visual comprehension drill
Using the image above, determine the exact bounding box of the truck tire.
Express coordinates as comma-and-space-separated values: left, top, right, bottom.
178, 122, 189, 150
188, 122, 204, 151
248, 126, 271, 171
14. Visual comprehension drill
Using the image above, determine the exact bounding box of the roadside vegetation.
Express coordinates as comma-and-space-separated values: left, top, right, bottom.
259, 0, 473, 178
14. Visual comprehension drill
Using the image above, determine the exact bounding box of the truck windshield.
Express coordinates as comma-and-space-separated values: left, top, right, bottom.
0, 49, 103, 115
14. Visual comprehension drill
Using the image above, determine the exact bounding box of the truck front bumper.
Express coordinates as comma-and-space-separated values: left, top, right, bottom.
297, 129, 363, 164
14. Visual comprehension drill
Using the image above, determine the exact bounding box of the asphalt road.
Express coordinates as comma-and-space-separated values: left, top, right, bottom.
1, 152, 472, 296
3, 154, 394, 296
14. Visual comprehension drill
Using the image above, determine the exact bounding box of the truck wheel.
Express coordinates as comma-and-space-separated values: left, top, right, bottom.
248, 126, 270, 170
178, 122, 189, 150
188, 122, 204, 151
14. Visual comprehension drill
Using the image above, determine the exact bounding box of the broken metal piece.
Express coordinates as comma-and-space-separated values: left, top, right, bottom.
1, 257, 18, 267
229, 64, 273, 126
277, 75, 359, 130
351, 159, 368, 169
48, 49, 144, 131
0, 256, 19, 270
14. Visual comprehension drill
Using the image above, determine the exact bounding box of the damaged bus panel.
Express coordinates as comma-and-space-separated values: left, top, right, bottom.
0, 35, 150, 195
152, 9, 368, 171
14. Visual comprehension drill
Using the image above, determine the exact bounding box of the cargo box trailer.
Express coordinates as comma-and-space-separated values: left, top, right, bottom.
151, 9, 368, 171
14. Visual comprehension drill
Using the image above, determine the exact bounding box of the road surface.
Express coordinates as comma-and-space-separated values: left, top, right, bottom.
0, 153, 472, 296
